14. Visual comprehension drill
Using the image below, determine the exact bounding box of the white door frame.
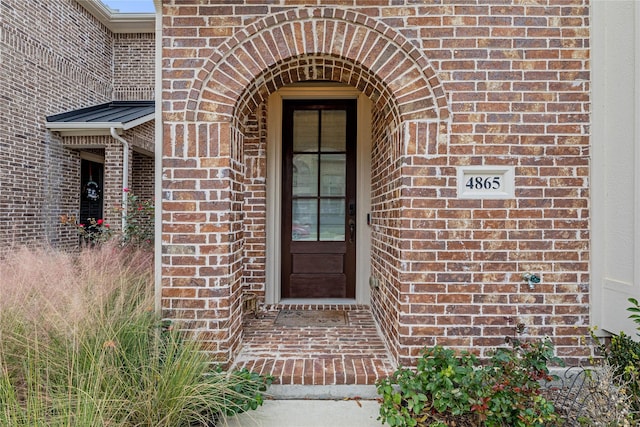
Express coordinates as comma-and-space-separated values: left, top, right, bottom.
265, 85, 372, 304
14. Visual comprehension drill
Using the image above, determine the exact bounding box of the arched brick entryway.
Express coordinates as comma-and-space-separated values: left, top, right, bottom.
161, 7, 449, 364
184, 8, 448, 124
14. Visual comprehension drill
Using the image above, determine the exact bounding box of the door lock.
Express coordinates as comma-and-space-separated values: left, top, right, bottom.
349, 219, 355, 243
349, 202, 356, 216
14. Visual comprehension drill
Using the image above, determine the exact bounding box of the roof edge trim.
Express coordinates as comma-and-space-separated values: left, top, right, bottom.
79, 0, 155, 34
122, 113, 156, 130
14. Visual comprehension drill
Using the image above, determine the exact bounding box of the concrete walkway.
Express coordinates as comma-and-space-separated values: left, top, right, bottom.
220, 399, 382, 427
220, 385, 383, 427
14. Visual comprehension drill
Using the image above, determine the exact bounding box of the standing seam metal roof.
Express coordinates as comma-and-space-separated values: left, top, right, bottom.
46, 101, 155, 129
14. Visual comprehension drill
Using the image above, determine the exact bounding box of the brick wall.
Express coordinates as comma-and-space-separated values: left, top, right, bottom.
131, 152, 155, 201
124, 121, 155, 154
161, 1, 590, 365
0, 0, 156, 250
114, 33, 156, 101
0, 0, 113, 250
241, 106, 267, 297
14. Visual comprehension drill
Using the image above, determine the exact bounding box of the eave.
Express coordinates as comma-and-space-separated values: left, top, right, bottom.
78, 0, 155, 34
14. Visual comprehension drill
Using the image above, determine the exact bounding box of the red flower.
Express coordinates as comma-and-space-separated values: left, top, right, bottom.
123, 187, 130, 193
105, 224, 110, 228
96, 219, 103, 225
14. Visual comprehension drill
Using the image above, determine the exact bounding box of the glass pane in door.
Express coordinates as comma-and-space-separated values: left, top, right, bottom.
319, 154, 345, 197
292, 199, 317, 241
292, 154, 318, 197
321, 110, 346, 151
320, 199, 345, 241
293, 110, 319, 152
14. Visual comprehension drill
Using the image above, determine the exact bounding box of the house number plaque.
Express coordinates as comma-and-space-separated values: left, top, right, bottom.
457, 166, 515, 199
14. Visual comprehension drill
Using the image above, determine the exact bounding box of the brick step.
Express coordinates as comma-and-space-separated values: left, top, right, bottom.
233, 305, 396, 386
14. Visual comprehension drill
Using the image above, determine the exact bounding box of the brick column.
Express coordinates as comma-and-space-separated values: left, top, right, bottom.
103, 139, 131, 231
161, 121, 244, 363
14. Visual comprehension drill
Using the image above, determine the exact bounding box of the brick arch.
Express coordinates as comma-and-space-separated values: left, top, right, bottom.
234, 53, 399, 129
185, 7, 449, 125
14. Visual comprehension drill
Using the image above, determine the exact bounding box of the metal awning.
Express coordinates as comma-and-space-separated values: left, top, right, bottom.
46, 101, 155, 136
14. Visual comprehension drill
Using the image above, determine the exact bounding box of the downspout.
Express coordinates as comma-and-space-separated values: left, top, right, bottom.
110, 127, 129, 233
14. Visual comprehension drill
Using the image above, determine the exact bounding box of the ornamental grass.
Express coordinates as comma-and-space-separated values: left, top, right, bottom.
0, 243, 269, 426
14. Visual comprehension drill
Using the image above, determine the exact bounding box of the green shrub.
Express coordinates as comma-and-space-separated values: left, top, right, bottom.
603, 332, 640, 402
590, 297, 640, 422
120, 188, 154, 249
377, 335, 562, 427
61, 189, 154, 249
377, 346, 482, 427
479, 337, 561, 427
60, 215, 114, 246
0, 244, 270, 426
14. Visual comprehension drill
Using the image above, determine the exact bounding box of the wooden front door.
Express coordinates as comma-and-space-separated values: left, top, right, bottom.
281, 99, 357, 299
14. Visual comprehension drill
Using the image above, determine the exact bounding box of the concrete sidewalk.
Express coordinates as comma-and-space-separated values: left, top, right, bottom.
220, 385, 383, 427
220, 399, 382, 427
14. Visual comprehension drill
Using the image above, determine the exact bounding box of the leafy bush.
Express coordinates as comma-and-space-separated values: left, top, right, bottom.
60, 215, 114, 246
602, 332, 640, 407
0, 244, 270, 426
377, 346, 481, 427
480, 337, 561, 427
590, 297, 640, 422
119, 188, 154, 249
377, 333, 562, 427
61, 189, 154, 249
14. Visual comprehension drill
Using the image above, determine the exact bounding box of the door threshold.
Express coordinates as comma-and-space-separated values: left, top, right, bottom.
279, 298, 358, 305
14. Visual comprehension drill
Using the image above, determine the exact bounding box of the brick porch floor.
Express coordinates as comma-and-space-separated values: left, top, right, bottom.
231, 304, 397, 385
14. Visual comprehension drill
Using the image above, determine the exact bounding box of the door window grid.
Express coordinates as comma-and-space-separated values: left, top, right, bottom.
292, 109, 347, 242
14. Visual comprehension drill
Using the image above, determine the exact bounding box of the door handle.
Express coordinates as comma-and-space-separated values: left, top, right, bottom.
349, 219, 355, 243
